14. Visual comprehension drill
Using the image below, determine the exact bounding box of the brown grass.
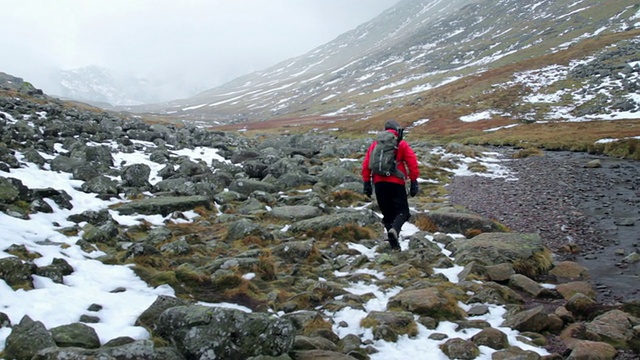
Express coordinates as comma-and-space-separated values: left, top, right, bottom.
412, 213, 439, 233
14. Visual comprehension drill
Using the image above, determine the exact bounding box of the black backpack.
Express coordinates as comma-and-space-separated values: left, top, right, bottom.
369, 129, 405, 179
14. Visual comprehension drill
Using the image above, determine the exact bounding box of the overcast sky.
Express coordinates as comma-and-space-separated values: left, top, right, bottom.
1, 0, 400, 98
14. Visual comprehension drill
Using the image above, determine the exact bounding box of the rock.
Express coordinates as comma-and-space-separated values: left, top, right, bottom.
387, 287, 465, 320
229, 178, 278, 195
0, 176, 21, 203
491, 346, 542, 359
34, 258, 74, 284
509, 274, 547, 297
0, 256, 35, 289
623, 251, 640, 264
501, 305, 549, 333
81, 222, 119, 245
113, 195, 211, 216
4, 315, 56, 360
556, 281, 596, 300
549, 261, 590, 282
50, 322, 101, 349
470, 327, 509, 350
281, 310, 333, 336
0, 312, 11, 327
136, 295, 191, 331
270, 205, 323, 221
361, 310, 418, 341
289, 210, 379, 234
424, 207, 503, 234
584, 159, 602, 168
156, 305, 295, 359
565, 293, 598, 318
450, 232, 552, 277
121, 163, 152, 188
439, 337, 480, 360
225, 218, 274, 242
566, 340, 617, 360
485, 263, 516, 282
466, 281, 524, 305
317, 166, 360, 187
80, 175, 120, 195
584, 310, 639, 349
273, 240, 319, 263
33, 339, 183, 360
293, 336, 338, 351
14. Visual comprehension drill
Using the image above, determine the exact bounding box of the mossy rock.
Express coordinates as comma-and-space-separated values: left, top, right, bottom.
450, 232, 552, 277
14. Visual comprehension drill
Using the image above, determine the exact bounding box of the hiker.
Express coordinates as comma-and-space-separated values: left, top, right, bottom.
361, 119, 420, 250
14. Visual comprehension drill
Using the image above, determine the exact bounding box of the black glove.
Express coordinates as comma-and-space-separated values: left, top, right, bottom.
363, 181, 373, 197
409, 180, 419, 197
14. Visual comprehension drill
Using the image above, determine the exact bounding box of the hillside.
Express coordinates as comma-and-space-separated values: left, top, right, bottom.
117, 0, 636, 141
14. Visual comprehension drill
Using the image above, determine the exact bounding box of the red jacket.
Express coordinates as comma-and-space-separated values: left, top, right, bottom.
361, 129, 419, 185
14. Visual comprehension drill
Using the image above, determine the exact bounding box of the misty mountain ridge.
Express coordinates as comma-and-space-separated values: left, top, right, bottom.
118, 0, 640, 130
52, 66, 205, 107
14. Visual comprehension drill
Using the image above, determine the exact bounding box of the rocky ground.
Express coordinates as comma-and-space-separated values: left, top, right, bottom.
448, 148, 640, 305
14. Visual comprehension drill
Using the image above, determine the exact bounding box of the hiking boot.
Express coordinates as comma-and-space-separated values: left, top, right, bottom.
387, 228, 400, 250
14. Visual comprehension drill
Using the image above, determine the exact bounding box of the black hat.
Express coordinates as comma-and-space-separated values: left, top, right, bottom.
384, 119, 400, 131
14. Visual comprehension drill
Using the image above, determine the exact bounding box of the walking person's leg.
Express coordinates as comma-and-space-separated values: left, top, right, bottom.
375, 182, 407, 250
374, 182, 395, 232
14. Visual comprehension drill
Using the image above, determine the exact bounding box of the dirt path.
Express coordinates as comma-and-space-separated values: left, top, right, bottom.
448, 149, 640, 304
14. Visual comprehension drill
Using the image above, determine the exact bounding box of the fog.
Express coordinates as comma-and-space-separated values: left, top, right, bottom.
1, 0, 400, 99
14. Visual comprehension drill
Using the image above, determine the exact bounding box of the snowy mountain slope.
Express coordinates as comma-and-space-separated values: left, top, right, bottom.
126, 0, 640, 128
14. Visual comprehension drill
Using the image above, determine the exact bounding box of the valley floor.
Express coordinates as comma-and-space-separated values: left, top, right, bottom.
448, 149, 640, 304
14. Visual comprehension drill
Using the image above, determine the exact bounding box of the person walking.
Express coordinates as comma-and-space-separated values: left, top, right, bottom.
361, 119, 420, 250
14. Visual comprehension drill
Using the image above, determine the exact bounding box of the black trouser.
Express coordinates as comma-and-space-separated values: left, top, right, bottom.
374, 181, 410, 234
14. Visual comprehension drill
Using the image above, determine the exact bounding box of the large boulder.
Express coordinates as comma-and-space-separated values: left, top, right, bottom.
113, 195, 211, 216
156, 305, 295, 359
289, 210, 379, 234
449, 232, 552, 277
423, 206, 503, 234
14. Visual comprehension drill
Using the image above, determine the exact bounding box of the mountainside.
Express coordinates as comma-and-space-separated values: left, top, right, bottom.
127, 0, 640, 133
